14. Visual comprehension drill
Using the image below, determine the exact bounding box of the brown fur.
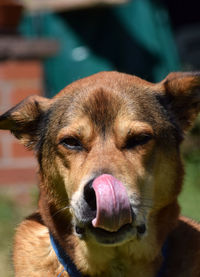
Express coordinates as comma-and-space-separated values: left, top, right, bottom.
0, 71, 200, 277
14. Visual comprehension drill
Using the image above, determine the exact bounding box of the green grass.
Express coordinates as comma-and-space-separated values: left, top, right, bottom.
0, 189, 36, 277
0, 197, 14, 277
0, 195, 20, 277
179, 156, 200, 221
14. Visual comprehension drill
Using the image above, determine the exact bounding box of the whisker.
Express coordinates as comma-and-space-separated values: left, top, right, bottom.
132, 203, 153, 209
52, 206, 71, 218
140, 204, 153, 208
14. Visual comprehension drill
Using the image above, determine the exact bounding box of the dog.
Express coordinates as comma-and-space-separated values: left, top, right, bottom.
0, 71, 200, 277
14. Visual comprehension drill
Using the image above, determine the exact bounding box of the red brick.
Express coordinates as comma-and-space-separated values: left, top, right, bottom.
0, 142, 2, 158
11, 141, 34, 158
0, 132, 12, 160
0, 130, 12, 136
0, 168, 38, 185
0, 89, 2, 105
0, 61, 43, 79
11, 88, 41, 105
0, 88, 10, 114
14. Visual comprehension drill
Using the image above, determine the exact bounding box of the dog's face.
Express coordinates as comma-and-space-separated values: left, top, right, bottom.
0, 72, 200, 246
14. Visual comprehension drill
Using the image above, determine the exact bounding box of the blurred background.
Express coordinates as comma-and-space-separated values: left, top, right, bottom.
0, 0, 199, 276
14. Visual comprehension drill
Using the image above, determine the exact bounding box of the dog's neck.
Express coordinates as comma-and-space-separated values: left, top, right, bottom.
45, 201, 179, 277
72, 235, 160, 277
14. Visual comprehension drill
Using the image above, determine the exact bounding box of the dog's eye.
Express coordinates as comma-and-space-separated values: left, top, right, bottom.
60, 137, 83, 151
125, 134, 153, 149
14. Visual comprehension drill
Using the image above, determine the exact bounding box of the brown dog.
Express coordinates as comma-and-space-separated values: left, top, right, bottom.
0, 71, 200, 277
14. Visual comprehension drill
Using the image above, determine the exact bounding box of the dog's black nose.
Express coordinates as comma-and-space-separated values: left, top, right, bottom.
84, 180, 97, 211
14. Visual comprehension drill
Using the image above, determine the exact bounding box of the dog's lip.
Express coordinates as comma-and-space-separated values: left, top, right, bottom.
89, 222, 132, 236
75, 218, 146, 244
86, 222, 136, 244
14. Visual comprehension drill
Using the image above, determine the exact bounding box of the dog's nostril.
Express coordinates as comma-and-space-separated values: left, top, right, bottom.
75, 226, 85, 235
136, 224, 146, 235
84, 180, 97, 211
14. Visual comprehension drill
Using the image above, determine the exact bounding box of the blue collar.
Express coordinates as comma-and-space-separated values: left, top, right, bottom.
156, 239, 169, 277
50, 234, 82, 277
50, 233, 168, 277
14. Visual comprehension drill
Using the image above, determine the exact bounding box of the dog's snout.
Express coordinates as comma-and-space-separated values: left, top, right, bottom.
84, 180, 97, 211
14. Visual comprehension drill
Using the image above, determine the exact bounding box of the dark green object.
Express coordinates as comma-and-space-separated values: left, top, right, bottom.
20, 0, 180, 97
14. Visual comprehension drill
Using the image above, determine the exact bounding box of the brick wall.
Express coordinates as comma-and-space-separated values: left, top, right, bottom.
0, 60, 43, 186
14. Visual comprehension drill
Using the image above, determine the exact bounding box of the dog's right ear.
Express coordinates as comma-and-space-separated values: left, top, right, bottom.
0, 95, 51, 149
160, 72, 200, 132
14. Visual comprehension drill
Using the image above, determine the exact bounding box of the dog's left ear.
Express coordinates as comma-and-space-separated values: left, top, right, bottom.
161, 72, 200, 131
0, 95, 51, 149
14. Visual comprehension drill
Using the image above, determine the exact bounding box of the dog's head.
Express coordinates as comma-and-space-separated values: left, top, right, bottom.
0, 72, 200, 246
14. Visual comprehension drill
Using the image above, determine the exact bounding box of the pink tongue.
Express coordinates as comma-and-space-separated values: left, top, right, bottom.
92, 174, 132, 232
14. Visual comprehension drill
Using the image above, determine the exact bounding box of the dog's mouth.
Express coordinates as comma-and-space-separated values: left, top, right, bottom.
76, 222, 136, 245
75, 221, 146, 245
73, 174, 146, 245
